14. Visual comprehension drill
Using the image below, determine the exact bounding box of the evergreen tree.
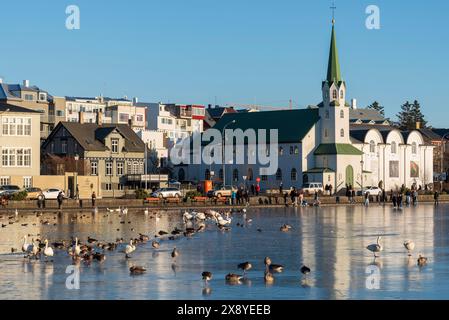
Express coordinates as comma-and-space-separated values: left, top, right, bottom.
396, 100, 427, 130
367, 101, 385, 117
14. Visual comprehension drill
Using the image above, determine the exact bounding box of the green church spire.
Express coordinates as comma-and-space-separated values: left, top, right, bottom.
326, 22, 342, 83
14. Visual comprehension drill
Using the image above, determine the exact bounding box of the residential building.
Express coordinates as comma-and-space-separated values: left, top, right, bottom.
0, 79, 63, 140
135, 130, 168, 171
0, 103, 41, 187
105, 104, 146, 131
41, 120, 146, 198
179, 21, 434, 192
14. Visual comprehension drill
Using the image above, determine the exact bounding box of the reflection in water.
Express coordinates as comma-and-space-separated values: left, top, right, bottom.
0, 204, 446, 299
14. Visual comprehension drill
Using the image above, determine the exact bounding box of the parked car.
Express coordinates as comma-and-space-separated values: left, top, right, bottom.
359, 186, 383, 197
0, 185, 21, 197
151, 188, 182, 199
25, 187, 42, 200
301, 183, 324, 196
207, 186, 238, 198
42, 188, 66, 200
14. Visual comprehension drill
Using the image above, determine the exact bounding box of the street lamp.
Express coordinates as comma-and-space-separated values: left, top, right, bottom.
222, 120, 236, 187
440, 133, 449, 177
74, 154, 79, 199
360, 159, 365, 193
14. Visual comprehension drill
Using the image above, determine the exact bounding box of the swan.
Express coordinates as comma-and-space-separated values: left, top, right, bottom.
31, 239, 39, 258
196, 212, 206, 221
73, 238, 81, 256
43, 240, 54, 260
366, 236, 383, 258
21, 235, 30, 253
121, 207, 128, 215
125, 240, 136, 258
404, 240, 415, 256
183, 211, 194, 223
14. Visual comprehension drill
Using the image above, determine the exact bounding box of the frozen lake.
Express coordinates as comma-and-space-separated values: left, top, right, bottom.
0, 203, 446, 300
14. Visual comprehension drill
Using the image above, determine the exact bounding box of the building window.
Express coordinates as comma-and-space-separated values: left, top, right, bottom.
0, 177, 10, 186
119, 113, 129, 122
24, 94, 33, 101
391, 142, 397, 154
233, 169, 239, 182
294, 146, 299, 155
324, 129, 328, 138
340, 129, 345, 138
340, 110, 344, 119
340, 90, 344, 100
117, 162, 124, 176
62, 140, 68, 154
247, 168, 254, 181
1, 117, 31, 136
279, 147, 284, 156
412, 142, 417, 155
291, 168, 297, 181
332, 90, 337, 100
56, 110, 64, 117
106, 161, 113, 176
91, 161, 98, 176
23, 177, 32, 188
325, 110, 330, 119
205, 169, 211, 180
303, 174, 309, 184
111, 139, 119, 153
261, 175, 268, 181
1, 148, 31, 167
370, 141, 375, 153
118, 184, 124, 191
105, 183, 112, 191
39, 93, 47, 101
276, 169, 282, 181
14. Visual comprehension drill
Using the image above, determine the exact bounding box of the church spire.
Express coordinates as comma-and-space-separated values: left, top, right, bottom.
326, 23, 342, 83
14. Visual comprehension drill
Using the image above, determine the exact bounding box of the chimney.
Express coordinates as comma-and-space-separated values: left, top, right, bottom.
416, 122, 421, 130
79, 111, 85, 124
23, 80, 30, 87
96, 111, 103, 126
351, 98, 357, 110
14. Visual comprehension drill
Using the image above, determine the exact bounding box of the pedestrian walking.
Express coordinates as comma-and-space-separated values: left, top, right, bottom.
37, 192, 45, 209
434, 191, 440, 206
251, 184, 255, 196
255, 184, 260, 196
364, 192, 370, 207
91, 191, 96, 207
57, 191, 64, 210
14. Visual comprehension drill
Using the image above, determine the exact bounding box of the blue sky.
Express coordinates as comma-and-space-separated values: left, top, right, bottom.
0, 0, 448, 127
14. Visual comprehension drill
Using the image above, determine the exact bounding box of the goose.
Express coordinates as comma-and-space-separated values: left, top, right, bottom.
130, 266, 147, 275
196, 212, 206, 221
202, 271, 212, 284
171, 247, 179, 260
418, 255, 428, 267
366, 236, 383, 258
43, 240, 54, 260
404, 240, 415, 256
280, 224, 292, 232
237, 262, 252, 275
264, 272, 275, 284
73, 238, 81, 256
152, 241, 160, 249
125, 240, 136, 259
21, 235, 31, 254
225, 273, 243, 283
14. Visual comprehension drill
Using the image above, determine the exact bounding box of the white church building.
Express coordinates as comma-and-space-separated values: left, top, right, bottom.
177, 22, 434, 193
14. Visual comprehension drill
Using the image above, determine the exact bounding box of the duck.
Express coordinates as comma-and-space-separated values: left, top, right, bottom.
301, 265, 311, 276
43, 240, 54, 260
139, 234, 150, 242
417, 255, 428, 267
366, 236, 383, 258
264, 272, 275, 284
93, 252, 106, 262
130, 266, 147, 275
202, 271, 213, 284
125, 240, 136, 259
237, 262, 252, 275
404, 240, 415, 256
265, 257, 284, 273
171, 247, 179, 260
225, 273, 243, 283
152, 241, 160, 249
280, 224, 292, 232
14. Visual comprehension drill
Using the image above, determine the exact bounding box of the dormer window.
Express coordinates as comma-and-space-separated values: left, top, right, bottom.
39, 93, 47, 101
111, 138, 119, 153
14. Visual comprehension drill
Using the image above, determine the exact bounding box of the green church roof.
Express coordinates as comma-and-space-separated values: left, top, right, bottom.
314, 143, 363, 155
212, 109, 320, 144
326, 25, 342, 83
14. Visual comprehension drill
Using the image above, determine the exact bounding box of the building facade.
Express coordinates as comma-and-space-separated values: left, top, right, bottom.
0, 103, 41, 187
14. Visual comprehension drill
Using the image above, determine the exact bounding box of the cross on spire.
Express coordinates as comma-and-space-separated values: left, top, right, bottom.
330, 1, 337, 25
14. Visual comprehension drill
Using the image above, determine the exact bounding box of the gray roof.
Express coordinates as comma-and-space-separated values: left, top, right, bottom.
349, 108, 386, 121
206, 106, 237, 119
0, 103, 42, 114
0, 82, 53, 102
43, 122, 145, 153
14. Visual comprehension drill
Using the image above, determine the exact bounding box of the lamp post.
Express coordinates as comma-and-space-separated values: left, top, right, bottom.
222, 120, 236, 187
440, 133, 449, 177
360, 159, 364, 194
74, 154, 79, 199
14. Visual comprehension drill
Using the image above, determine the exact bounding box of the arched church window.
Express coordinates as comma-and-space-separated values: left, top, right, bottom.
340, 129, 345, 138
333, 90, 338, 100
276, 169, 283, 181
340, 90, 344, 99
370, 141, 375, 153
412, 142, 417, 155
340, 110, 344, 119
391, 141, 397, 154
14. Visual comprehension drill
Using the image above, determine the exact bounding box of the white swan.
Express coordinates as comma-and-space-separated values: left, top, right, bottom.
121, 207, 128, 215
195, 212, 206, 221
21, 235, 30, 253
217, 216, 232, 227
366, 236, 383, 258
106, 208, 115, 214
125, 240, 136, 258
144, 209, 149, 215
31, 239, 39, 257
73, 238, 81, 256
404, 240, 415, 256
43, 240, 54, 259
183, 211, 194, 223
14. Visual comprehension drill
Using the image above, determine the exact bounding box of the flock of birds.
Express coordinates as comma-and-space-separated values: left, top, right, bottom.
1, 205, 430, 293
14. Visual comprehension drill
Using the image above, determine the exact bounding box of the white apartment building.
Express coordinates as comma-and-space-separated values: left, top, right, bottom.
65, 96, 112, 123
136, 130, 169, 170
0, 103, 41, 187
105, 104, 146, 131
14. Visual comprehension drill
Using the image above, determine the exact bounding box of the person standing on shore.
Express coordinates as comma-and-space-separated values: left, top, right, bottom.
299, 189, 304, 206
351, 188, 356, 204
251, 184, 255, 196
364, 192, 370, 207
279, 183, 283, 196
329, 184, 333, 197
434, 191, 440, 206
91, 191, 96, 207
392, 192, 397, 209
57, 191, 64, 210
255, 184, 260, 196
413, 189, 418, 206
283, 191, 288, 206
37, 192, 45, 209
382, 189, 386, 204
231, 190, 237, 206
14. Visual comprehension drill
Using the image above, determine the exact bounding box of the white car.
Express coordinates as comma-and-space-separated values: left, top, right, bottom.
301, 183, 324, 196
42, 188, 66, 200
151, 188, 182, 199
360, 186, 383, 197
